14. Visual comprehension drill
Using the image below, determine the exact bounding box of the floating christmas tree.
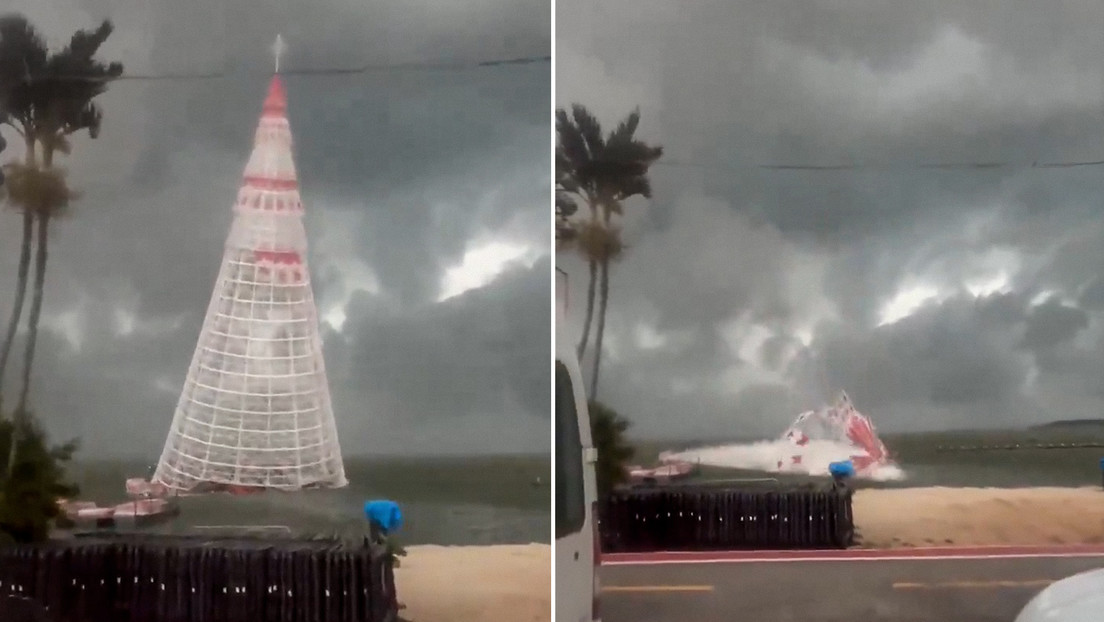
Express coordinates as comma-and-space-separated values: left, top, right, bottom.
152, 37, 347, 493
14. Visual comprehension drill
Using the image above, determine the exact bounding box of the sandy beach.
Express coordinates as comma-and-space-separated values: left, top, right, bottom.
395, 543, 550, 622
854, 486, 1104, 548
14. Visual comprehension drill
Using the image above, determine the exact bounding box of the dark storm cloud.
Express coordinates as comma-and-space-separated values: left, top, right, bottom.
1022, 296, 1089, 353
815, 295, 1031, 410
0, 0, 550, 455
557, 0, 1104, 438
1082, 278, 1104, 310
1, 300, 203, 454
1, 257, 550, 457
341, 256, 550, 427
342, 136, 549, 303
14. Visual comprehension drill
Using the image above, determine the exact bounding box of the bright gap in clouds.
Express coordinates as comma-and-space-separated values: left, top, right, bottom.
324, 307, 348, 331
965, 272, 1010, 298
879, 271, 1012, 327
312, 212, 383, 332
437, 241, 541, 302
878, 284, 941, 327
1030, 289, 1078, 308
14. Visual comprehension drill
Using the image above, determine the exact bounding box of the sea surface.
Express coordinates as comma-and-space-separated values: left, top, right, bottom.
636, 424, 1104, 490
65, 454, 550, 546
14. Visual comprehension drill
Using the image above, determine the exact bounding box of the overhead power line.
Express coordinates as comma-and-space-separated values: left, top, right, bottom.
21, 54, 551, 83
655, 158, 1104, 172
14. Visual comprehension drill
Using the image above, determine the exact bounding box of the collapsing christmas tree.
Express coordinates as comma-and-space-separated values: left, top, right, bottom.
151, 69, 346, 493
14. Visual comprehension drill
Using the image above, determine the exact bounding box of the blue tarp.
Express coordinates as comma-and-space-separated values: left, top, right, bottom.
828, 460, 855, 479
364, 500, 403, 533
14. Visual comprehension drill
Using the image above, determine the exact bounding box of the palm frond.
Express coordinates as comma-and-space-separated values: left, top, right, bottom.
0, 14, 48, 133
1, 16, 122, 148
556, 103, 663, 235
556, 108, 590, 177
570, 103, 605, 155
605, 108, 640, 147
555, 148, 581, 194
615, 175, 653, 201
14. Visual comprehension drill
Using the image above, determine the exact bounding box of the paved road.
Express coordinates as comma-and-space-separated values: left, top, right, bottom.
600, 549, 1104, 622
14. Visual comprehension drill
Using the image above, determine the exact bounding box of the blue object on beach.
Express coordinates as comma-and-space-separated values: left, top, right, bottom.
364, 500, 403, 533
1099, 458, 1104, 470
828, 460, 855, 479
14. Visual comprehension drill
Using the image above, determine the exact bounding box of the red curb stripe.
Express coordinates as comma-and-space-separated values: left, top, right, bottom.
602, 544, 1104, 565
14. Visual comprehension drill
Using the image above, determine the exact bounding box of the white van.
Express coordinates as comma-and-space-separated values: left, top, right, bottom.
1014, 568, 1104, 622
555, 267, 601, 622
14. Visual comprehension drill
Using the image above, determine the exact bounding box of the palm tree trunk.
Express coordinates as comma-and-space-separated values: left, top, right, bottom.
6, 212, 48, 478
14, 214, 49, 418
588, 258, 610, 401
576, 258, 598, 359
0, 139, 39, 414
14, 144, 54, 420
0, 213, 34, 407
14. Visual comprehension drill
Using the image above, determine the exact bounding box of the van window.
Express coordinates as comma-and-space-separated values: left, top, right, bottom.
555, 361, 586, 538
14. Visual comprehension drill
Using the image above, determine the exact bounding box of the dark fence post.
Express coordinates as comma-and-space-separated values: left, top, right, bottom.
0, 532, 398, 622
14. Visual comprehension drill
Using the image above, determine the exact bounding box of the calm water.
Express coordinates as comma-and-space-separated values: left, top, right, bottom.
66, 455, 550, 545
636, 424, 1104, 490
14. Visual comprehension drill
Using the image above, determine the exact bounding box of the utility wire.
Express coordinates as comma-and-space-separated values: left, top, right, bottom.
655, 158, 1104, 171
19, 54, 550, 83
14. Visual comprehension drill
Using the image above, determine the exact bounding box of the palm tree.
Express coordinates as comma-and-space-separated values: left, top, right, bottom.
3, 161, 76, 418
555, 104, 662, 399
0, 14, 47, 408
554, 108, 601, 361
0, 15, 122, 416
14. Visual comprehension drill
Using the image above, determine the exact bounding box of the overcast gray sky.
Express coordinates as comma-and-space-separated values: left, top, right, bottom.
557, 0, 1104, 440
0, 0, 550, 456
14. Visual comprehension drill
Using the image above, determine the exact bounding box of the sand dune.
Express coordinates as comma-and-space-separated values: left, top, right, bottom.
854, 486, 1104, 548
395, 543, 550, 622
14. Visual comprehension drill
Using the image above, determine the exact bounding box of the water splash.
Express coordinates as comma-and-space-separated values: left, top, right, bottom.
668, 439, 905, 481
666, 391, 906, 482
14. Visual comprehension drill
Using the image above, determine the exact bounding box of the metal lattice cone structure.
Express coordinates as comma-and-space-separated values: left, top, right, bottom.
152, 74, 347, 493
